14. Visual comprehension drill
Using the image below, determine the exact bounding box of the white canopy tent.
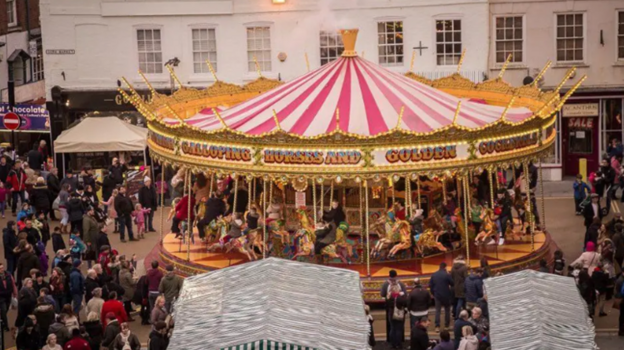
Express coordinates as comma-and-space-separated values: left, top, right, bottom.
53, 116, 148, 172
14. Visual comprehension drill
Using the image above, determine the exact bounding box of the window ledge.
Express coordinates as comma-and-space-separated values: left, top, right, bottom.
553, 63, 589, 69
613, 61, 624, 68
187, 75, 216, 84
7, 25, 22, 33
490, 64, 528, 71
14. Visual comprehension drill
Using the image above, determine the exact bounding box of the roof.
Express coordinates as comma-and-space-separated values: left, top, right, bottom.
484, 270, 597, 350
168, 258, 370, 350
54, 116, 147, 153
7, 49, 30, 63
168, 56, 533, 136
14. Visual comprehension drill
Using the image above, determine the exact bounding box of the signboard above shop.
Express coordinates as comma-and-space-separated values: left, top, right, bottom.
0, 103, 50, 132
562, 103, 599, 118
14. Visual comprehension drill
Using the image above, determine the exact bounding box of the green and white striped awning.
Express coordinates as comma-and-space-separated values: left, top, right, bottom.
221, 340, 316, 350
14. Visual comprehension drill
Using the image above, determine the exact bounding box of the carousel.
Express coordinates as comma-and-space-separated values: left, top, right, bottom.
120, 29, 583, 302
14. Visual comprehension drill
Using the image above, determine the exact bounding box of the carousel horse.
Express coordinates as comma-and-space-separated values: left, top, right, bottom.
291, 209, 316, 260
387, 220, 412, 258
314, 222, 348, 263
370, 210, 395, 237
206, 216, 231, 252
454, 207, 475, 241
195, 197, 208, 242
414, 210, 447, 255
334, 221, 353, 260
504, 219, 524, 241
474, 209, 498, 244
371, 211, 400, 258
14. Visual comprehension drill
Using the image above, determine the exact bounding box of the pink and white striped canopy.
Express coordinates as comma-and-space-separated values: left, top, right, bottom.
167, 56, 534, 136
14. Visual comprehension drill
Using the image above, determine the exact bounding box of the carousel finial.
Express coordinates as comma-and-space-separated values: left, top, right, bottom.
165, 64, 184, 90
409, 50, 416, 72
253, 56, 263, 78
555, 67, 577, 93
335, 108, 341, 131
205, 60, 219, 82
212, 108, 228, 130
499, 97, 516, 122
532, 61, 552, 87
395, 106, 405, 130
165, 104, 184, 125
118, 88, 151, 120
556, 75, 587, 110
498, 54, 513, 79
137, 70, 157, 97
452, 101, 462, 126
456, 49, 466, 73
272, 109, 282, 131
340, 29, 359, 57
304, 53, 310, 72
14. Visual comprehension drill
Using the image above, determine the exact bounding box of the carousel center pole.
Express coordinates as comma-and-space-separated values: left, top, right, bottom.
320, 182, 324, 214
330, 181, 334, 205
523, 162, 535, 251
263, 179, 267, 259
365, 180, 371, 278
159, 165, 165, 245
209, 171, 215, 194
539, 158, 546, 231
416, 177, 421, 209
462, 174, 470, 262
489, 168, 495, 209
186, 169, 192, 262
233, 176, 239, 216
313, 179, 318, 224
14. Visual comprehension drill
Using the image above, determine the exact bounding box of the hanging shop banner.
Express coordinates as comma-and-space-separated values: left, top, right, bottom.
261, 149, 363, 167
477, 132, 539, 157
374, 144, 466, 166
0, 103, 50, 132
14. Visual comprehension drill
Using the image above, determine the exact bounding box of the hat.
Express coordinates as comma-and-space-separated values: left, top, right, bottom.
591, 193, 599, 198
144, 176, 151, 183
586, 241, 596, 252
73, 259, 82, 268
36, 177, 45, 184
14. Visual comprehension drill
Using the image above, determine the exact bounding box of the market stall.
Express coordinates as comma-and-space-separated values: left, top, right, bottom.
169, 257, 370, 350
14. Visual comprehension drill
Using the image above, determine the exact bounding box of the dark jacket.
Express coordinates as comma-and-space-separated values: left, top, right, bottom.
52, 232, 67, 254
148, 330, 169, 350
49, 321, 71, 346
60, 176, 79, 193
591, 269, 609, 294
70, 267, 85, 296
67, 197, 85, 222
429, 268, 454, 303
31, 185, 51, 213
96, 232, 111, 256
108, 164, 128, 185
407, 286, 431, 313
16, 326, 40, 350
47, 173, 61, 197
27, 149, 43, 171
147, 268, 163, 292
16, 250, 40, 283
102, 319, 121, 349
3, 226, 18, 259
451, 259, 468, 298
380, 279, 407, 299
464, 273, 484, 303
83, 214, 99, 246
612, 232, 624, 260
583, 200, 604, 227
33, 302, 55, 339
410, 324, 429, 350
115, 193, 133, 216
454, 319, 477, 349
325, 206, 346, 226
0, 272, 16, 300
139, 184, 158, 210
83, 319, 103, 350
203, 197, 226, 223
226, 188, 249, 215
102, 175, 117, 202
0, 162, 11, 183
85, 276, 100, 303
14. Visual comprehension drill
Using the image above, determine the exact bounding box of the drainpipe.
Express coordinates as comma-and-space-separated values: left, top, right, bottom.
24, 0, 31, 38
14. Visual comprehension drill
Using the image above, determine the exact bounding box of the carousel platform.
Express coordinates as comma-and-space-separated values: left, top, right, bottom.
152, 230, 555, 303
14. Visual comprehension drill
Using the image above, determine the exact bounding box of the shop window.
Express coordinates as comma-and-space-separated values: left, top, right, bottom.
378, 21, 404, 67
436, 19, 462, 66
556, 13, 584, 62
247, 26, 271, 72
137, 29, 163, 74
320, 31, 344, 66
602, 99, 623, 154
494, 16, 523, 63
568, 128, 593, 154
618, 11, 624, 60
192, 28, 217, 74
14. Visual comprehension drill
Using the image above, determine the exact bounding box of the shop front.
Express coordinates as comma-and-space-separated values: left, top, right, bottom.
0, 103, 51, 158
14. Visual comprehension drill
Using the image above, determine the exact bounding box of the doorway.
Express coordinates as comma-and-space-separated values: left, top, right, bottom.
563, 117, 599, 176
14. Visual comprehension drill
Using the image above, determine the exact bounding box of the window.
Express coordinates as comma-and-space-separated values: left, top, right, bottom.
137, 29, 163, 74
247, 27, 271, 72
495, 16, 523, 63
377, 21, 404, 66
556, 13, 584, 62
7, 0, 17, 27
602, 99, 623, 154
192, 28, 217, 74
435, 20, 462, 66
618, 11, 624, 59
33, 43, 44, 82
319, 31, 344, 65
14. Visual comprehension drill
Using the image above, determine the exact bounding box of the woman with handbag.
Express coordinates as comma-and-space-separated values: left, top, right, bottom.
386, 283, 407, 349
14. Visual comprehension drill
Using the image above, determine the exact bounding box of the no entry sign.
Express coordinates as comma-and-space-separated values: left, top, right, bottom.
3, 112, 21, 130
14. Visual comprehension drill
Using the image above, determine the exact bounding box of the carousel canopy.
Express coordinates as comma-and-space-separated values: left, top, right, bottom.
168, 258, 370, 350
166, 55, 533, 136
484, 270, 597, 350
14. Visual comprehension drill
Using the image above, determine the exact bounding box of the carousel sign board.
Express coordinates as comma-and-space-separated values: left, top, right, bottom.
262, 149, 363, 167
373, 145, 466, 166
477, 133, 539, 156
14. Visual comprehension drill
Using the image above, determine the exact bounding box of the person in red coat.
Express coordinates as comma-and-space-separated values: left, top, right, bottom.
100, 291, 128, 329
7, 160, 27, 215
172, 192, 195, 237
64, 328, 91, 350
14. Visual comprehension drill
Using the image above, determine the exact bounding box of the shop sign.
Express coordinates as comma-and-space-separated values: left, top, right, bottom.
567, 118, 594, 129
478, 133, 539, 156
562, 103, 599, 117
262, 149, 362, 166
0, 103, 50, 132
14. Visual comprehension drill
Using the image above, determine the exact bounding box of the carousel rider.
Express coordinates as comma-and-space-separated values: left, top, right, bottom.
245, 205, 260, 233
394, 200, 406, 221
197, 192, 226, 240
314, 214, 337, 255
324, 198, 346, 226
226, 179, 249, 216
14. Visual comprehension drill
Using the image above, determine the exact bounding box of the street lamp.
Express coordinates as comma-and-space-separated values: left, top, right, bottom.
165, 57, 180, 94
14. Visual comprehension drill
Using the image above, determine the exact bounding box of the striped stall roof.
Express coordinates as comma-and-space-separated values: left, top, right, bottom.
168, 258, 370, 350
165, 56, 533, 136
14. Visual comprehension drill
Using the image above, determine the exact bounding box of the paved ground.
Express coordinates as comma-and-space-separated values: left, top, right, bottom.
1, 181, 623, 349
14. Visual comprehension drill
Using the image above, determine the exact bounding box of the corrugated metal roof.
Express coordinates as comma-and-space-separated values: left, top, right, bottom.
484, 270, 597, 350
168, 258, 370, 350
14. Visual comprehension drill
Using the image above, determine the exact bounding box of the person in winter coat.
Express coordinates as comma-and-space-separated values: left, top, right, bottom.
379, 270, 407, 339
102, 313, 121, 350
49, 315, 71, 347
3, 220, 19, 274
85, 269, 100, 304
16, 243, 40, 287
119, 261, 136, 322
148, 322, 170, 350
67, 192, 85, 236
108, 158, 128, 185
114, 187, 135, 242
591, 262, 610, 317
578, 269, 597, 319
468, 307, 489, 338
112, 322, 141, 350
70, 259, 85, 315
432, 330, 454, 350
407, 278, 431, 327
96, 226, 111, 258
7, 160, 27, 215
429, 262, 454, 331
0, 156, 12, 184
42, 333, 63, 350
16, 317, 40, 350
451, 255, 468, 318
101, 291, 128, 328
101, 173, 117, 204
150, 295, 169, 331
454, 310, 477, 349
31, 177, 52, 218
572, 242, 602, 276
410, 316, 431, 350
47, 167, 61, 220
0, 263, 17, 331
171, 191, 196, 237
197, 192, 226, 241
146, 261, 163, 315
159, 265, 184, 312
464, 269, 484, 308
64, 328, 91, 350
52, 227, 66, 256
34, 296, 56, 346
458, 326, 479, 350
82, 207, 99, 266
16, 278, 37, 328
133, 274, 150, 325
138, 177, 158, 232
86, 288, 104, 321
83, 311, 103, 350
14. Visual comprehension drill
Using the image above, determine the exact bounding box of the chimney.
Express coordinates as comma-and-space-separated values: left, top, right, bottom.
340, 29, 358, 57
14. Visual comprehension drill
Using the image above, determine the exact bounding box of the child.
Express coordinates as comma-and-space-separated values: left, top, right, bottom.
155, 176, 168, 206
553, 250, 566, 275
69, 231, 86, 262
51, 249, 67, 270
132, 203, 150, 239
17, 203, 32, 222
51, 227, 66, 254
36, 241, 49, 276
101, 188, 118, 229
0, 182, 8, 218
34, 211, 50, 249
573, 174, 591, 215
